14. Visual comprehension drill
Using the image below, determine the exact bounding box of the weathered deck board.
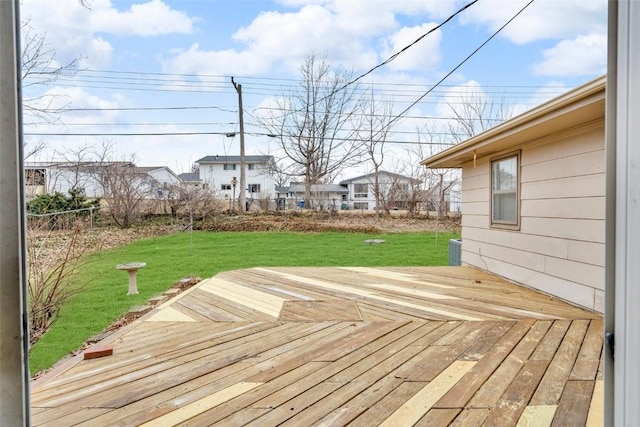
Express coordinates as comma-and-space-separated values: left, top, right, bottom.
30, 266, 603, 427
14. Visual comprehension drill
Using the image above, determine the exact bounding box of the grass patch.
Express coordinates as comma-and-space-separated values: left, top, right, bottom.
29, 230, 459, 374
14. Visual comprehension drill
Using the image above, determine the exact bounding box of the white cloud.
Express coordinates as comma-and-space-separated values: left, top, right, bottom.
89, 0, 194, 36
532, 33, 606, 76
232, 4, 379, 72
80, 37, 114, 69
163, 2, 445, 79
275, 0, 462, 20
160, 43, 273, 77
21, 0, 196, 70
381, 23, 442, 72
460, 0, 606, 45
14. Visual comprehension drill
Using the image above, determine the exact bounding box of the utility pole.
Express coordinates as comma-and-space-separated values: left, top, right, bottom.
231, 77, 246, 213
0, 1, 30, 425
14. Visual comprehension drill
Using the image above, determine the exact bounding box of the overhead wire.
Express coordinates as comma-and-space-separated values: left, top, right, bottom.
373, 0, 537, 140
330, 0, 479, 95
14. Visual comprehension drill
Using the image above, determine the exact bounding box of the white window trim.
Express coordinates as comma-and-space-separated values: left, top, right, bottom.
490, 151, 520, 230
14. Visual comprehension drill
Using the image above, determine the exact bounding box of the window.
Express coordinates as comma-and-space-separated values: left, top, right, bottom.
353, 183, 368, 198
25, 169, 45, 186
353, 202, 369, 210
400, 183, 409, 192
248, 163, 255, 170
221, 184, 232, 190
248, 184, 261, 193
491, 152, 519, 226
223, 164, 236, 170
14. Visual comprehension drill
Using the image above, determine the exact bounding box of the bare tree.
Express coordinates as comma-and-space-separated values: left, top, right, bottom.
21, 21, 81, 126
445, 89, 514, 143
27, 222, 95, 344
165, 182, 222, 221
416, 125, 460, 219
355, 90, 395, 219
89, 143, 155, 228
260, 54, 364, 207
386, 159, 428, 215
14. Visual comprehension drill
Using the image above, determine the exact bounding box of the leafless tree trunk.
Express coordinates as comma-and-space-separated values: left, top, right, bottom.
260, 54, 364, 207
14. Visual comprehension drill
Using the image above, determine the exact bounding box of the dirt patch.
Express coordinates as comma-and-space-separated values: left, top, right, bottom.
198, 211, 461, 234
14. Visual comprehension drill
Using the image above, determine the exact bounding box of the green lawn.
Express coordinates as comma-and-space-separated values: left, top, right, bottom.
29, 230, 459, 375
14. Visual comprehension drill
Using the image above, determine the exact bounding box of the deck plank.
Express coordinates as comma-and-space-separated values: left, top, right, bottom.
551, 380, 594, 427
586, 380, 604, 427
569, 319, 604, 380
530, 320, 590, 405
449, 408, 490, 427
414, 408, 462, 427
435, 320, 533, 409
468, 320, 552, 408
379, 361, 476, 427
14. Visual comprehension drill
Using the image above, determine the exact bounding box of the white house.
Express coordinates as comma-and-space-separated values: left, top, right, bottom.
339, 171, 422, 211
196, 155, 276, 202
422, 76, 606, 312
25, 161, 113, 200
135, 166, 181, 199
24, 162, 180, 201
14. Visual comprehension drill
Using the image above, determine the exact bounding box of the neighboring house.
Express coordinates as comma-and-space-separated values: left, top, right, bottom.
277, 182, 349, 210
339, 171, 422, 211
136, 166, 181, 194
24, 161, 121, 200
196, 155, 276, 202
24, 162, 180, 201
422, 76, 606, 312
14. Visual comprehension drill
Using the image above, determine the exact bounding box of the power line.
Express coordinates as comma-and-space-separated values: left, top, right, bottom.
43, 105, 237, 112
68, 68, 570, 90
23, 131, 461, 145
377, 0, 536, 139
333, 0, 478, 94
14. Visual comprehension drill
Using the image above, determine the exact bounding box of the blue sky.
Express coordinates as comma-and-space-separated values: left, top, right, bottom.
21, 0, 607, 178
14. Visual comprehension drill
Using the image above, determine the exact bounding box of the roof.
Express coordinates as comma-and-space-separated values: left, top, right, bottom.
421, 75, 606, 169
24, 161, 135, 169
339, 170, 420, 185
178, 172, 201, 182
196, 155, 274, 164
135, 166, 166, 173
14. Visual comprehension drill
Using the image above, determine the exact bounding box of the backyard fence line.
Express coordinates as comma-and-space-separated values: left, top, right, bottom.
26, 206, 98, 229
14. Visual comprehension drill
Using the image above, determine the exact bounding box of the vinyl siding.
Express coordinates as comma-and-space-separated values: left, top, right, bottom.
460, 124, 605, 312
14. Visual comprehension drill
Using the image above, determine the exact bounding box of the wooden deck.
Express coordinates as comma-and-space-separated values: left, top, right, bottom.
31, 266, 603, 426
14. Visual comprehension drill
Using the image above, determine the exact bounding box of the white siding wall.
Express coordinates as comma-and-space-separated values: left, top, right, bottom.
200, 163, 276, 199
460, 124, 605, 311
46, 169, 104, 198
345, 174, 417, 211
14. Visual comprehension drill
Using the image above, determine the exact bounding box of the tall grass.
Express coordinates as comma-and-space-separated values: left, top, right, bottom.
29, 230, 458, 374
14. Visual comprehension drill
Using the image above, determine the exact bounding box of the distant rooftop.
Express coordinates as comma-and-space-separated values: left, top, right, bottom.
196, 155, 273, 164
178, 172, 200, 182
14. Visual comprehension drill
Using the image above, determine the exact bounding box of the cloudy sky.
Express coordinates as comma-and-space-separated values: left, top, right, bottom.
21, 0, 607, 178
